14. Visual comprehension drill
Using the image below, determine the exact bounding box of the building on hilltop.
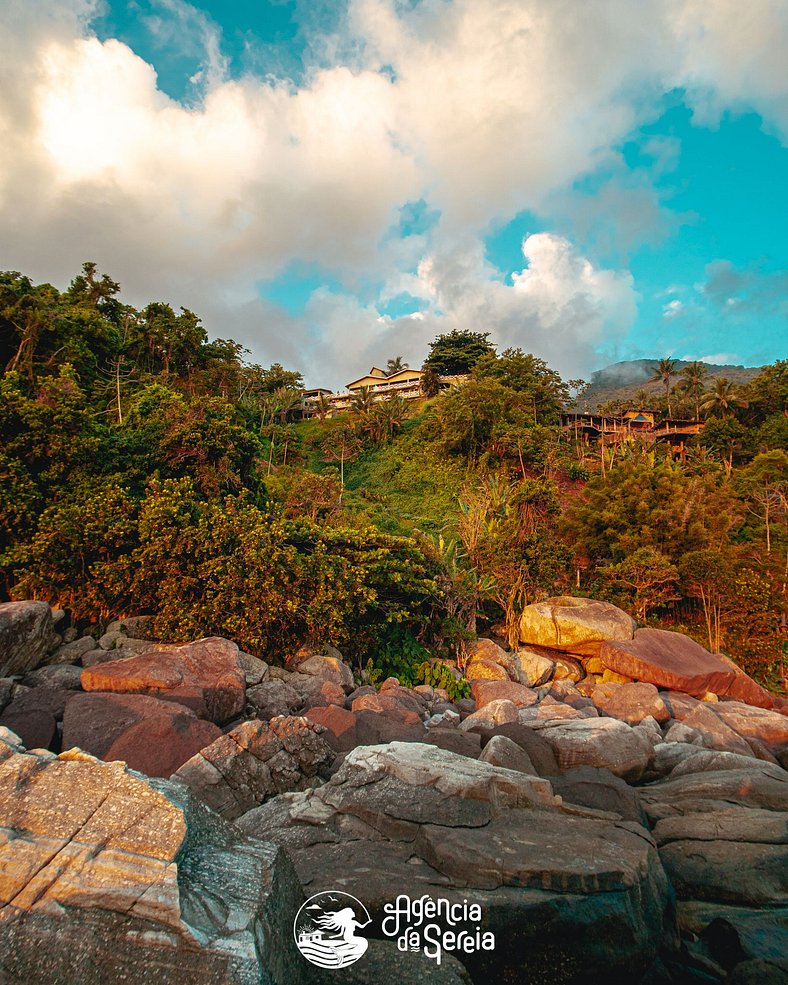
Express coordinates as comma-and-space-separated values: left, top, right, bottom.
299, 366, 465, 419
561, 409, 704, 459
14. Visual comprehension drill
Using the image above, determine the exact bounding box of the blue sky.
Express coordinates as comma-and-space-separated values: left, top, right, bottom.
0, 0, 785, 387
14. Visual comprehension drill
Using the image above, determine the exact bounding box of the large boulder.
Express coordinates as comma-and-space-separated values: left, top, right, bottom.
710, 702, 788, 756
464, 639, 516, 681
535, 717, 654, 782
237, 741, 673, 985
512, 648, 555, 687
0, 601, 57, 677
62, 692, 221, 776
0, 728, 307, 985
471, 679, 539, 709
519, 596, 635, 655
715, 654, 776, 709
173, 715, 333, 820
590, 681, 670, 725
551, 766, 647, 824
81, 637, 246, 723
295, 653, 354, 691
599, 629, 736, 697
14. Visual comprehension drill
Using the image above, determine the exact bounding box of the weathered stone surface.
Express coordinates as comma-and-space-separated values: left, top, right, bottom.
591, 681, 670, 725
679, 902, 788, 979
352, 691, 423, 724
304, 704, 360, 752
303, 680, 346, 709
0, 706, 57, 751
341, 938, 473, 985
714, 654, 776, 709
247, 679, 301, 719
640, 766, 788, 821
478, 734, 538, 775
475, 723, 561, 777
551, 766, 647, 824
552, 655, 585, 682
519, 596, 635, 653
512, 647, 555, 687
536, 717, 654, 781
62, 692, 221, 776
459, 698, 520, 731
600, 629, 736, 697
415, 808, 661, 892
711, 702, 788, 754
462, 658, 509, 682
353, 709, 427, 747
0, 601, 56, 678
173, 715, 333, 820
424, 728, 482, 758
22, 663, 83, 690
680, 703, 756, 757
81, 637, 246, 724
296, 653, 354, 691
47, 635, 97, 665
236, 651, 268, 686
471, 679, 539, 709
0, 730, 307, 985
115, 615, 155, 639
668, 748, 768, 778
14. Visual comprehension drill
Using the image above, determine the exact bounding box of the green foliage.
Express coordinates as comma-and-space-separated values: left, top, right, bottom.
415, 661, 472, 701
363, 624, 432, 684
423, 329, 495, 375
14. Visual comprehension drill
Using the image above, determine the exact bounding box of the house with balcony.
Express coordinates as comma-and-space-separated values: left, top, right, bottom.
561, 409, 703, 458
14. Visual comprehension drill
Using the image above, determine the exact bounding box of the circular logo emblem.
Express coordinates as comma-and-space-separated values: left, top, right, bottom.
294, 891, 372, 969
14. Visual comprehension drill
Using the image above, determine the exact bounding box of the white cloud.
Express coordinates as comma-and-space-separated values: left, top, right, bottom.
0, 0, 785, 384
662, 299, 684, 318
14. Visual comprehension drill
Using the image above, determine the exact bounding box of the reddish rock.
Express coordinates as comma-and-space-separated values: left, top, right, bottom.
711, 702, 788, 754
303, 680, 346, 709
591, 682, 670, 725
305, 704, 359, 752
464, 658, 510, 682
471, 680, 539, 709
680, 704, 755, 758
62, 692, 221, 776
0, 707, 56, 750
600, 629, 736, 697
81, 636, 245, 723
351, 693, 423, 726
425, 728, 482, 757
713, 654, 775, 709
353, 710, 426, 746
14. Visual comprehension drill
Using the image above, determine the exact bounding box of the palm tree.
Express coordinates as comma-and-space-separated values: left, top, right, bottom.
351, 385, 375, 415
650, 358, 678, 416
680, 361, 709, 419
314, 393, 332, 422
385, 356, 408, 376
699, 378, 748, 418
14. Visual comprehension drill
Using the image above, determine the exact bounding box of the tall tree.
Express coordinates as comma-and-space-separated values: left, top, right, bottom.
385, 356, 408, 376
700, 377, 747, 418
680, 361, 709, 419
650, 358, 678, 416
423, 329, 495, 376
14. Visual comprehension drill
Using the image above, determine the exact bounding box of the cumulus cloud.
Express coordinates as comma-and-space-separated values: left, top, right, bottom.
0, 0, 785, 384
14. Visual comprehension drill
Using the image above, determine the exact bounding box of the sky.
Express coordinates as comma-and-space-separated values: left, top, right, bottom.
0, 0, 786, 389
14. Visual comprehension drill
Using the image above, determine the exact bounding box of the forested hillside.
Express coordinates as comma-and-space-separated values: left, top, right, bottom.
1, 264, 786, 690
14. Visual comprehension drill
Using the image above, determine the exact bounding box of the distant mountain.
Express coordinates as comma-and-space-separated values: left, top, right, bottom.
578, 359, 762, 412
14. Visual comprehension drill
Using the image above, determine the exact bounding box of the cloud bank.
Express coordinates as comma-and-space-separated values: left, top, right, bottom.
0, 0, 785, 386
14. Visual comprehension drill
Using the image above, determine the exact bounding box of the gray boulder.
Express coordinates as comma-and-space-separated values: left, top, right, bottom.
0, 601, 57, 677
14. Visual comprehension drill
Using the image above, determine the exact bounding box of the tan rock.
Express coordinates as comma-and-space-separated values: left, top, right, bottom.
519, 596, 636, 653
0, 729, 308, 985
591, 682, 670, 725
471, 679, 539, 709
513, 647, 555, 687
464, 658, 510, 682
536, 717, 654, 781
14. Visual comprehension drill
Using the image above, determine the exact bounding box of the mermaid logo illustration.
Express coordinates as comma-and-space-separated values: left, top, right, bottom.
294, 891, 372, 969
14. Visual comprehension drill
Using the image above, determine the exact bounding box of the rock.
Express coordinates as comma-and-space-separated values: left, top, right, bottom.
236, 651, 268, 686
81, 637, 246, 724
352, 692, 423, 724
296, 653, 354, 691
591, 681, 670, 725
0, 601, 57, 677
0, 731, 307, 985
653, 808, 788, 906
80, 648, 120, 668
600, 628, 736, 697
663, 720, 704, 745
0, 705, 57, 750
714, 653, 775, 709
682, 903, 788, 978
462, 658, 509, 682
518, 698, 593, 723
512, 647, 555, 687
470, 679, 538, 709
475, 722, 562, 777
303, 680, 346, 709
173, 715, 333, 820
679, 703, 756, 757
552, 655, 585, 682
340, 938, 473, 985
353, 710, 426, 746
62, 692, 222, 776
22, 663, 83, 690
47, 635, 97, 665
536, 717, 654, 781
478, 734, 538, 775
640, 766, 788, 821
424, 728, 482, 758
458, 698, 520, 731
304, 704, 360, 752
0, 678, 13, 714
551, 766, 647, 824
728, 958, 788, 985
98, 631, 123, 650
61, 627, 78, 643
519, 596, 636, 654
117, 615, 154, 639
247, 679, 301, 719
711, 702, 788, 755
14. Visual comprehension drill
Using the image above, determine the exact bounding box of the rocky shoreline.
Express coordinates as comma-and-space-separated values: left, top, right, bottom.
0, 597, 786, 984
